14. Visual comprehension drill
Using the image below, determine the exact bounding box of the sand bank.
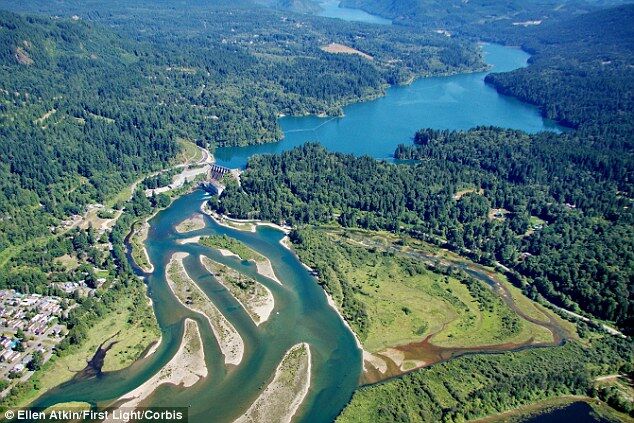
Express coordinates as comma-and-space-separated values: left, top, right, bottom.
235, 343, 311, 423
166, 253, 244, 365
175, 214, 205, 233
109, 319, 206, 421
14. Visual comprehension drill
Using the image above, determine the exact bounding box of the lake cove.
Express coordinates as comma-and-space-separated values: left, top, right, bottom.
317, 0, 392, 25
214, 43, 563, 169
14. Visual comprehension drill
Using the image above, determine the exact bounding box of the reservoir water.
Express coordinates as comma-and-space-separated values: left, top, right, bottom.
215, 43, 562, 168
30, 10, 575, 423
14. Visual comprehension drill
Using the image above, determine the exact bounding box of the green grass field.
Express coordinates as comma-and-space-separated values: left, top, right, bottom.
291, 229, 559, 352
200, 235, 264, 262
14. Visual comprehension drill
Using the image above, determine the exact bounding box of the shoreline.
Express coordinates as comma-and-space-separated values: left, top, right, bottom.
109, 318, 206, 421
235, 343, 312, 423
470, 395, 611, 423
201, 203, 291, 235
133, 220, 154, 273
166, 252, 244, 366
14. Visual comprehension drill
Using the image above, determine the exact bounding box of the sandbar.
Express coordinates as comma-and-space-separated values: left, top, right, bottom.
109, 319, 206, 421
166, 252, 244, 365
235, 343, 311, 423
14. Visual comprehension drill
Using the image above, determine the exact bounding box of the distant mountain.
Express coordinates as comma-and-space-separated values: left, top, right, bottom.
256, 0, 322, 14
338, 0, 616, 33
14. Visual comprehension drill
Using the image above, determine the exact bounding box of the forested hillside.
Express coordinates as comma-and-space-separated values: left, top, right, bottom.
339, 0, 611, 33
0, 12, 178, 249
214, 4, 634, 332
0, 4, 481, 250
485, 5, 634, 135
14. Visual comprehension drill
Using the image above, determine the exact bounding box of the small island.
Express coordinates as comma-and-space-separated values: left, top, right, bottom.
166, 252, 244, 366
235, 343, 312, 423
199, 235, 282, 285
200, 256, 275, 326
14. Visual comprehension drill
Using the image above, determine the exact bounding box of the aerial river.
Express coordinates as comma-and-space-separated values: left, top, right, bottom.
30, 5, 569, 423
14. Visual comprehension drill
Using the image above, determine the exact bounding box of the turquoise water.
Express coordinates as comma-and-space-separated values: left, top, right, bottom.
317, 0, 392, 24
215, 43, 562, 168
33, 191, 361, 423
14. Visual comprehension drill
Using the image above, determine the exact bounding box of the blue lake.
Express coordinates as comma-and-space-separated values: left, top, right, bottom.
215, 43, 562, 168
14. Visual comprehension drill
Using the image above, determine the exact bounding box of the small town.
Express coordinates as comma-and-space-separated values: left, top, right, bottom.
0, 290, 67, 396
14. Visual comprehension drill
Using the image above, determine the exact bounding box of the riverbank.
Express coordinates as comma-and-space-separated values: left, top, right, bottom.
235, 343, 312, 423
200, 256, 275, 326
201, 205, 291, 235
166, 252, 244, 366
109, 318, 206, 419
130, 220, 154, 273
2, 287, 160, 408
282, 227, 577, 384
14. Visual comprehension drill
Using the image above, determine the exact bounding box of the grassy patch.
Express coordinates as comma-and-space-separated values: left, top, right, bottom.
290, 228, 556, 351
174, 139, 203, 164
130, 221, 152, 272
200, 235, 264, 262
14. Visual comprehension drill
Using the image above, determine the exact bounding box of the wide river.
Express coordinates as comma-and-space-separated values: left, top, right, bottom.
30, 5, 569, 423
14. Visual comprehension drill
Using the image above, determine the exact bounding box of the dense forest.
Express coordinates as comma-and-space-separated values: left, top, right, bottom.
214, 137, 632, 329
338, 0, 623, 37
0, 4, 481, 255
212, 3, 634, 332
339, 336, 633, 422
485, 5, 634, 135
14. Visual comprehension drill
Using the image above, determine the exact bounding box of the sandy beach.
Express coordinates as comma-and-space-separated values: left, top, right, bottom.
363, 350, 387, 374
235, 343, 312, 423
201, 204, 291, 235
108, 319, 206, 421
254, 258, 282, 285
143, 337, 162, 359
177, 236, 201, 245
166, 252, 244, 366
200, 256, 275, 326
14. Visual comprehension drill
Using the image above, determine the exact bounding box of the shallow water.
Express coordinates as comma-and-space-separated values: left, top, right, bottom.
521, 401, 611, 423
33, 191, 361, 423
